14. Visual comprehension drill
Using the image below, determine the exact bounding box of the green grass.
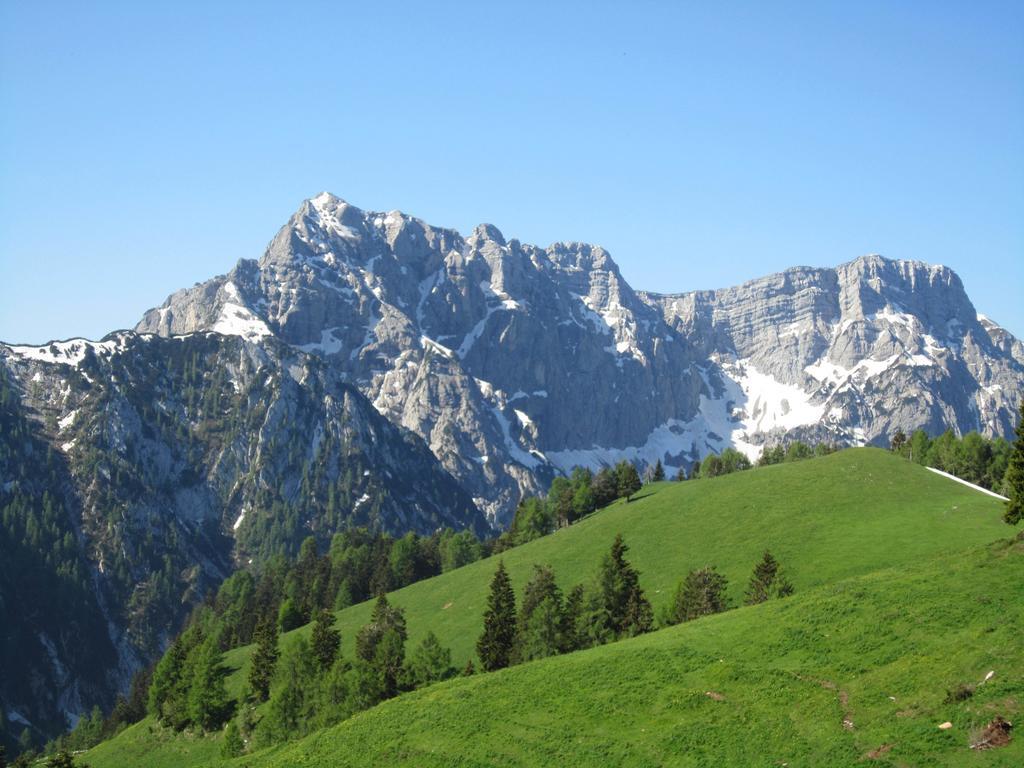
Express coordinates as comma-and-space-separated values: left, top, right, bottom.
83, 718, 223, 768
86, 448, 1019, 767
236, 534, 1024, 768
219, 448, 1008, 696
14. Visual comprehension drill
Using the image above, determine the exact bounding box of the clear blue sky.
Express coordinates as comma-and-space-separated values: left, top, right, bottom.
1, 1, 1021, 343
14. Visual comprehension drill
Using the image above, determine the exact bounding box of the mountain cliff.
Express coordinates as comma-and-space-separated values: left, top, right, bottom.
137, 193, 1023, 521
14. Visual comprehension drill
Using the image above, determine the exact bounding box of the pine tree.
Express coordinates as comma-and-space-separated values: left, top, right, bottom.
596, 534, 652, 637
257, 636, 317, 745
187, 636, 232, 731
652, 459, 665, 482
406, 631, 455, 688
355, 594, 407, 663
1004, 402, 1024, 525
373, 628, 406, 699
890, 429, 907, 453
477, 560, 517, 671
461, 659, 475, 676
560, 583, 586, 652
248, 618, 279, 703
514, 565, 564, 662
670, 566, 730, 623
277, 597, 303, 633
615, 461, 642, 501
148, 635, 187, 717
744, 550, 794, 605
311, 608, 341, 670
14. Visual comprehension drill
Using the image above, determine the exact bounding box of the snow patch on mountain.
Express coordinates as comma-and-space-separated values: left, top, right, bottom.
211, 288, 272, 341
547, 358, 832, 476
5, 337, 126, 367
297, 327, 346, 355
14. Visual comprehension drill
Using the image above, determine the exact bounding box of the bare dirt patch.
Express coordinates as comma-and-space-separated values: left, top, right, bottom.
863, 743, 894, 760
970, 717, 1012, 750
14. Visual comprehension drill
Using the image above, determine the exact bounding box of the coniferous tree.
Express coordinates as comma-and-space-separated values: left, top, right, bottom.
277, 597, 303, 633
477, 561, 517, 671
615, 461, 642, 501
355, 594, 407, 663
744, 551, 794, 605
187, 636, 232, 731
1004, 402, 1024, 525
890, 429, 907, 452
560, 583, 586, 652
405, 631, 455, 688
652, 459, 665, 482
148, 635, 187, 718
591, 467, 619, 508
669, 566, 730, 623
258, 636, 316, 745
462, 659, 475, 676
596, 534, 652, 637
248, 617, 279, 703
373, 628, 406, 699
513, 564, 564, 662
311, 608, 341, 670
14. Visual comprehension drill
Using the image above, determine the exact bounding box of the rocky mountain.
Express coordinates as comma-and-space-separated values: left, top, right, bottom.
2, 192, 1021, 739
0, 330, 485, 736
137, 193, 1023, 522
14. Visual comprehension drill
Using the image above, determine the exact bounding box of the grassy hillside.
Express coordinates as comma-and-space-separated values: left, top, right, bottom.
88, 534, 1024, 767
235, 534, 1024, 767
85, 448, 1017, 767
214, 448, 1007, 696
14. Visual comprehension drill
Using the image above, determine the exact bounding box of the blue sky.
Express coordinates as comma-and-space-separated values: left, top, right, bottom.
1, 1, 1021, 343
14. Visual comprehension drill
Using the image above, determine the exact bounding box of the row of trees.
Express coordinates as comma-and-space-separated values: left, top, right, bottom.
892, 405, 1024, 525
756, 441, 837, 467
674, 441, 836, 482
476, 538, 795, 675
478, 535, 653, 671
890, 428, 1014, 493
661, 551, 793, 625
502, 462, 644, 548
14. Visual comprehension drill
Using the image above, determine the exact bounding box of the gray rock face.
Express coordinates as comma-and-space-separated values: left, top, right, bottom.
647, 254, 1024, 449
138, 193, 706, 522
137, 195, 1023, 523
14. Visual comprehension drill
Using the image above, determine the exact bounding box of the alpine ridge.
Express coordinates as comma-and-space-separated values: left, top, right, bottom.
135, 193, 1023, 522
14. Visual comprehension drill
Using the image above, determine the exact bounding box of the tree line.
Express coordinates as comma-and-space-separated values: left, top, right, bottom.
890, 428, 1013, 493
890, 404, 1024, 526
477, 536, 795, 673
